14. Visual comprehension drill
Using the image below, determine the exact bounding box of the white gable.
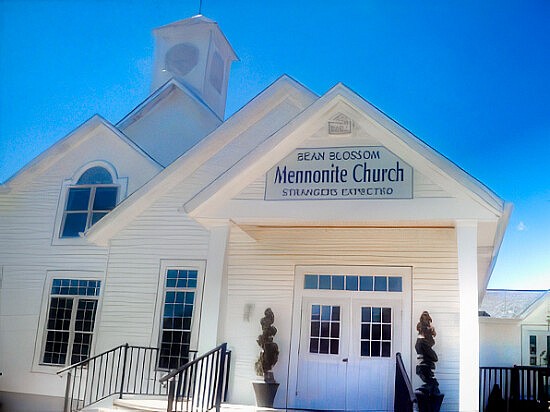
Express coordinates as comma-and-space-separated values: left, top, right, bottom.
119, 82, 222, 167
184, 86, 504, 223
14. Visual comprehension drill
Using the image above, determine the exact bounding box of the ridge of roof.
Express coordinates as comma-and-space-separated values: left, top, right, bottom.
153, 14, 217, 31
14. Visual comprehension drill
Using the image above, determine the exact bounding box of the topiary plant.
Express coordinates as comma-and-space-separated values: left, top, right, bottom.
255, 308, 279, 383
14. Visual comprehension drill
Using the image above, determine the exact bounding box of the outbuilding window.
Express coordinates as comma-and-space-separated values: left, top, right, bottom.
41, 279, 101, 366
60, 166, 118, 238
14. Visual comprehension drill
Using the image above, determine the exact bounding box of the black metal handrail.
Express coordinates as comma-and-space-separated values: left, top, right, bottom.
394, 352, 417, 412
159, 342, 230, 412
57, 344, 198, 412
480, 365, 550, 412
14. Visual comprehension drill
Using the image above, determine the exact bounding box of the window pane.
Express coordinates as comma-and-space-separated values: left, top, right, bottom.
346, 275, 358, 291
319, 275, 331, 290
75, 299, 98, 332
330, 339, 339, 355
71, 333, 93, 364
47, 297, 73, 331
382, 307, 392, 323
66, 188, 91, 211
361, 324, 370, 340
93, 187, 117, 210
304, 274, 318, 289
77, 167, 113, 184
382, 324, 392, 340
310, 321, 320, 337
360, 276, 373, 291
320, 322, 330, 337
381, 342, 391, 357
311, 305, 320, 321
372, 307, 381, 322
310, 338, 319, 354
61, 213, 87, 237
372, 324, 381, 340
361, 341, 370, 356
331, 322, 340, 338
319, 339, 329, 354
91, 212, 107, 225
43, 331, 69, 365
371, 341, 381, 357
321, 305, 331, 321
374, 276, 387, 291
362, 307, 371, 322
332, 275, 344, 290
331, 306, 340, 321
159, 339, 190, 370
388, 277, 402, 292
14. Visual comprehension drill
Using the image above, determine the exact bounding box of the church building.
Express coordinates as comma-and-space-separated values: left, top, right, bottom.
0, 15, 510, 412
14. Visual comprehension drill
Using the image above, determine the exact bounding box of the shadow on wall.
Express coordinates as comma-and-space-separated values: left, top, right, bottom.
0, 391, 64, 412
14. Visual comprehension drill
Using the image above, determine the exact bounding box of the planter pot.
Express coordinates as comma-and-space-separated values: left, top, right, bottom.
253, 381, 280, 408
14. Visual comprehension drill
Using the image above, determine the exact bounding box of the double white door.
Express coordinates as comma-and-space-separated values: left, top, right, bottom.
295, 297, 401, 411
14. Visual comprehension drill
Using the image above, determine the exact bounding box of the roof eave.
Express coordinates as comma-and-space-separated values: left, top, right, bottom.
2, 115, 161, 190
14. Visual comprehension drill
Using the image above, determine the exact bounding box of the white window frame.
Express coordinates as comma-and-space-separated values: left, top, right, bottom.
52, 161, 127, 246
152, 260, 206, 370
33, 271, 104, 373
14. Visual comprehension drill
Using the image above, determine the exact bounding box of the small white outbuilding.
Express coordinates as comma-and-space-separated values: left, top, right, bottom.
480, 289, 549, 367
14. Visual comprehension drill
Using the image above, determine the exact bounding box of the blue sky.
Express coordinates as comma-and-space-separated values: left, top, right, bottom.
1, 1, 549, 290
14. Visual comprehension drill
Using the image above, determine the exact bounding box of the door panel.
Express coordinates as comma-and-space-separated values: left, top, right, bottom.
346, 300, 400, 411
296, 299, 348, 410
296, 297, 401, 411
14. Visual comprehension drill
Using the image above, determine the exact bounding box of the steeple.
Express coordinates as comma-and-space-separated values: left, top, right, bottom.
151, 15, 238, 119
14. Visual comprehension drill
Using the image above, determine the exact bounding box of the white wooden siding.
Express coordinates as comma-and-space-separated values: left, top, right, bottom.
0, 129, 159, 396
222, 225, 459, 411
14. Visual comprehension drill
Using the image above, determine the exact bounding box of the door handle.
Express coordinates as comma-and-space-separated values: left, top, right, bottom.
342, 358, 348, 363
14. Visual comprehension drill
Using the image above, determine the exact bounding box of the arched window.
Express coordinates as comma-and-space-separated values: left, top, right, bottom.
60, 166, 118, 238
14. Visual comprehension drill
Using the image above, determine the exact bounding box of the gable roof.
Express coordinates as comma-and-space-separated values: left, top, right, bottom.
86, 75, 318, 246
480, 289, 549, 319
184, 82, 506, 217
0, 114, 162, 191
117, 77, 224, 130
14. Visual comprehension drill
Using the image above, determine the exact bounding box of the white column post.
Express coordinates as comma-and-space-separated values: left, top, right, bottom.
456, 220, 479, 412
198, 222, 230, 353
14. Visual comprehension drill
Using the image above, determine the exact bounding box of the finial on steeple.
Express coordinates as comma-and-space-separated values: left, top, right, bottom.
198, 0, 203, 15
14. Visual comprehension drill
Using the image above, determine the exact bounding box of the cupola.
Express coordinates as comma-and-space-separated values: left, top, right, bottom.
151, 15, 238, 119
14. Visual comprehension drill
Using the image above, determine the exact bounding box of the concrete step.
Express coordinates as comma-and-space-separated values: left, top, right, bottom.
84, 396, 283, 412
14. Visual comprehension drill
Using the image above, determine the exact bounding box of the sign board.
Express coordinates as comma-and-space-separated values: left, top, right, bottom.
265, 146, 413, 200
